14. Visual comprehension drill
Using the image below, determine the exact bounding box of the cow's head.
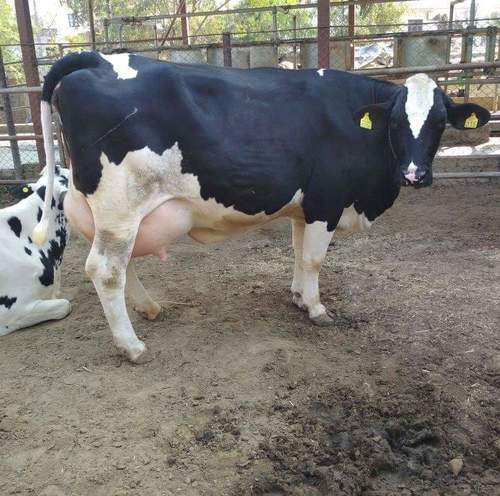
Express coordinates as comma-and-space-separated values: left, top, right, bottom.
13, 166, 70, 202
354, 73, 490, 187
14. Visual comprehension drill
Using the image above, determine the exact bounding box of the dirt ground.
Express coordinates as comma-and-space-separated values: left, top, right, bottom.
1, 182, 499, 496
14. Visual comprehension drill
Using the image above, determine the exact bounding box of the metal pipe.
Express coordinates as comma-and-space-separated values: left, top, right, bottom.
317, 0, 330, 68
434, 172, 500, 179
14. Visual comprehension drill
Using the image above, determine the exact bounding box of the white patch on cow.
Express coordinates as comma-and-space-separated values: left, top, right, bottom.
0, 168, 71, 335
404, 162, 418, 183
317, 68, 325, 77
72, 143, 306, 255
404, 73, 437, 139
336, 205, 372, 233
100, 53, 137, 80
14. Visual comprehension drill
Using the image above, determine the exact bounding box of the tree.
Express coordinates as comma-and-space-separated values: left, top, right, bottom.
227, 0, 314, 42
356, 1, 407, 34
0, 0, 22, 81
62, 0, 228, 44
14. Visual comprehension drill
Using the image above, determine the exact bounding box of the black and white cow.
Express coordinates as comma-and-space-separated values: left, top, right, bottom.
33, 52, 490, 362
1, 167, 70, 335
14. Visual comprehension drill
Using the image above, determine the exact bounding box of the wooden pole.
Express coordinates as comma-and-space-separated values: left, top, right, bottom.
348, 2, 355, 69
0, 49, 23, 178
88, 0, 96, 50
14, 0, 45, 168
180, 0, 190, 46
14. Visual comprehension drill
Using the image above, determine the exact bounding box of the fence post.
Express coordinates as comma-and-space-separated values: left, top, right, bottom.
14, 0, 45, 168
484, 26, 497, 75
317, 0, 330, 68
348, 2, 355, 69
393, 35, 402, 68
272, 6, 278, 43
0, 50, 23, 179
292, 15, 298, 69
223, 32, 232, 67
461, 27, 474, 102
88, 0, 96, 50
180, 0, 190, 46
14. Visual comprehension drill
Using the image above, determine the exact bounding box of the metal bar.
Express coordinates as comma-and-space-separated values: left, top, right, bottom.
272, 7, 278, 43
104, 0, 417, 25
14, 0, 45, 168
434, 172, 500, 179
222, 32, 232, 67
317, 0, 330, 68
0, 134, 44, 141
180, 0, 190, 46
88, 0, 96, 50
348, 2, 355, 69
0, 49, 23, 179
0, 86, 41, 94
0, 178, 37, 185
354, 61, 500, 77
439, 77, 500, 86
292, 15, 297, 69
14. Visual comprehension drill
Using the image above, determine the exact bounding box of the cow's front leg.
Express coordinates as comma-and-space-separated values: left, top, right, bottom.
126, 260, 162, 321
291, 219, 306, 310
86, 225, 146, 362
301, 221, 334, 326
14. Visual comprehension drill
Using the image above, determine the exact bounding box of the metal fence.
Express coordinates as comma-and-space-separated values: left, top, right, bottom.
0, 0, 499, 180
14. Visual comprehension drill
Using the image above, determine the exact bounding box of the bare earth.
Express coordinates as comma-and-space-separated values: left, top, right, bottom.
1, 182, 499, 496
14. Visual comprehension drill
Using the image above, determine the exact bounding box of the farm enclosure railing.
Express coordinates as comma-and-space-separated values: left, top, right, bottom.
1, 0, 499, 180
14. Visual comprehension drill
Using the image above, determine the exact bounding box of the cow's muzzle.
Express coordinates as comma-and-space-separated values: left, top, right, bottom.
401, 165, 431, 187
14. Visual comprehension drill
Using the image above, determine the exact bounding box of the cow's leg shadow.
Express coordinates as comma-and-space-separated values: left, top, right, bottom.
0, 298, 71, 335
126, 259, 162, 321
85, 223, 147, 363
296, 221, 335, 326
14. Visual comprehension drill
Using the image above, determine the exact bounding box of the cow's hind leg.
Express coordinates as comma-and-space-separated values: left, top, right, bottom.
126, 260, 161, 321
301, 221, 334, 326
0, 298, 71, 335
85, 224, 145, 362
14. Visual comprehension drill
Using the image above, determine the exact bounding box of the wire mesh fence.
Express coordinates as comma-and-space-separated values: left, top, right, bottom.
0, 0, 499, 178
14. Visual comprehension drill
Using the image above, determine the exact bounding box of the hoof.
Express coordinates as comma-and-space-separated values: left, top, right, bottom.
310, 311, 335, 327
123, 340, 148, 363
291, 292, 306, 311
131, 347, 158, 365
134, 302, 162, 321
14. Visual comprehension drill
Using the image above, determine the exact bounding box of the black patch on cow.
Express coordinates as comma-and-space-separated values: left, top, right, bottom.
24, 247, 32, 256
7, 216, 22, 238
57, 200, 64, 210
28, 236, 32, 244
37, 186, 46, 200
51, 196, 56, 209
38, 226, 67, 286
0, 295, 17, 309
37, 207, 43, 222
58, 175, 69, 187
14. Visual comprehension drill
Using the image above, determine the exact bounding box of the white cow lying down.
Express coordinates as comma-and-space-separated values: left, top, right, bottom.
0, 167, 71, 335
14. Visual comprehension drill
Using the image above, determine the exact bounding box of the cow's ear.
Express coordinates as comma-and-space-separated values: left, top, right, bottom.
353, 103, 390, 131
12, 184, 33, 199
445, 101, 490, 130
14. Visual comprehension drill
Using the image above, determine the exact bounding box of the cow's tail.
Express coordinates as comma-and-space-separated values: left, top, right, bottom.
32, 52, 100, 246
32, 100, 56, 246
